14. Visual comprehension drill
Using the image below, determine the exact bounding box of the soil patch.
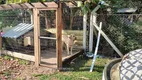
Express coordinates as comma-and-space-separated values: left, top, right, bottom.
0, 56, 56, 80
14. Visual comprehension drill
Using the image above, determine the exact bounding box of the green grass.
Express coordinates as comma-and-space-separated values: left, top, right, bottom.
33, 56, 111, 80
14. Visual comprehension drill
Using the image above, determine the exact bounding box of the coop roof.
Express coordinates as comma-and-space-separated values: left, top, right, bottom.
2, 23, 33, 38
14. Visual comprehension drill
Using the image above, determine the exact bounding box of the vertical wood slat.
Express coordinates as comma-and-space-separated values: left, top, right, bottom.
0, 34, 2, 56
56, 3, 63, 70
33, 8, 41, 67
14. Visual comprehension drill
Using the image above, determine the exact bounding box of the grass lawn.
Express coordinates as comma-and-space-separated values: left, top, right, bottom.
34, 56, 111, 80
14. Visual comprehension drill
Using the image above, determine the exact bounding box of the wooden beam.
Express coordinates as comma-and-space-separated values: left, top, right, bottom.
33, 8, 41, 67
32, 2, 46, 8
32, 2, 58, 9
44, 2, 58, 8
1, 50, 35, 61
56, 3, 63, 70
8, 4, 22, 9
38, 8, 57, 10
23, 3, 33, 9
0, 2, 58, 10
1, 5, 12, 10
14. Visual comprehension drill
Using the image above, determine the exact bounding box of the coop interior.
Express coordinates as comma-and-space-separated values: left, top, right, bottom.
1, 5, 84, 68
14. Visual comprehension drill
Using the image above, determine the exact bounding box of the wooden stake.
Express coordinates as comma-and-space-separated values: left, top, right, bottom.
56, 3, 63, 70
33, 8, 41, 67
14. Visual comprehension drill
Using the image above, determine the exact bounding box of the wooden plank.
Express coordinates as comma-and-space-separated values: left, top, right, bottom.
44, 2, 58, 8
38, 8, 57, 10
83, 14, 87, 52
56, 3, 63, 70
8, 4, 22, 9
1, 50, 35, 61
24, 3, 34, 9
32, 2, 58, 9
62, 50, 83, 66
33, 8, 41, 67
1, 5, 12, 10
0, 2, 58, 10
32, 2, 46, 8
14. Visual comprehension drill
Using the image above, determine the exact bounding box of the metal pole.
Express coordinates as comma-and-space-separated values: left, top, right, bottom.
90, 22, 102, 72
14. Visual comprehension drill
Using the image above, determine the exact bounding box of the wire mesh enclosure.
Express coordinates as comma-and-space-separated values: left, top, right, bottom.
1, 9, 33, 53
96, 14, 142, 57
39, 6, 84, 66
0, 4, 84, 67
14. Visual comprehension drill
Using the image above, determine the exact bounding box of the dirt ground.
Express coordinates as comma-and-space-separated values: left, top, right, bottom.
0, 48, 80, 80
0, 56, 57, 80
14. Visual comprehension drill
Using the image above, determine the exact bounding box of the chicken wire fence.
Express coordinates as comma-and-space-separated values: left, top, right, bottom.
0, 6, 84, 61
1, 9, 33, 55
96, 14, 142, 57
1, 7, 142, 58
39, 7, 83, 57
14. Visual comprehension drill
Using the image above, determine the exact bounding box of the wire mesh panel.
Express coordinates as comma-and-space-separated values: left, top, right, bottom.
62, 6, 83, 53
39, 10, 57, 66
96, 14, 142, 57
39, 6, 84, 66
1, 9, 34, 56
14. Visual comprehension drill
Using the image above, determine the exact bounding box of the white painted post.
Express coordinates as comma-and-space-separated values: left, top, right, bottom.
89, 13, 97, 52
83, 14, 87, 53
89, 14, 93, 52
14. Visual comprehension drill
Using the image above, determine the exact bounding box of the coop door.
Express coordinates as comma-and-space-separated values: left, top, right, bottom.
24, 37, 32, 46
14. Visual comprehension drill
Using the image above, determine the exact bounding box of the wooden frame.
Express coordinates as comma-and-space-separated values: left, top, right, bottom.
33, 3, 63, 70
0, 2, 63, 70
0, 2, 58, 10
33, 8, 41, 67
56, 3, 63, 70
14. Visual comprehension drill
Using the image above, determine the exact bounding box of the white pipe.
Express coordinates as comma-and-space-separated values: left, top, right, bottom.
90, 22, 102, 72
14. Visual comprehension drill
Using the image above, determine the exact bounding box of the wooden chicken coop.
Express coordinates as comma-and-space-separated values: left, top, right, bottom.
0, 1, 64, 70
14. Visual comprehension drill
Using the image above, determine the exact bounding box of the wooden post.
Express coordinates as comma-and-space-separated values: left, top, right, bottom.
56, 3, 63, 70
83, 14, 87, 53
33, 8, 41, 67
0, 34, 2, 56
89, 13, 93, 52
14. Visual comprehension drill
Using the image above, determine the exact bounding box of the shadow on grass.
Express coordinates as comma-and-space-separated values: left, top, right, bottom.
62, 55, 105, 72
